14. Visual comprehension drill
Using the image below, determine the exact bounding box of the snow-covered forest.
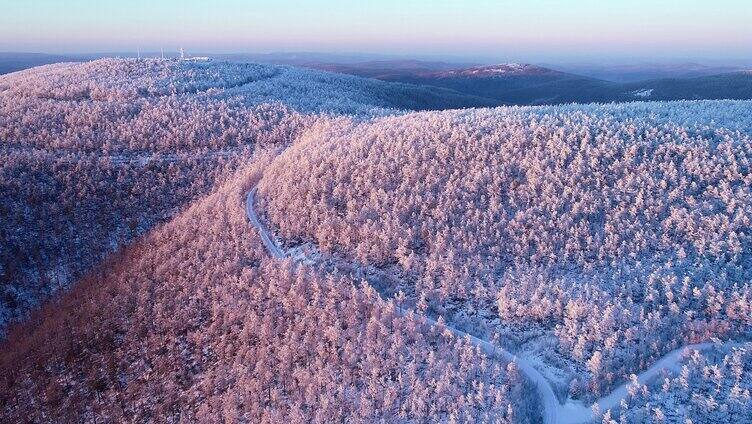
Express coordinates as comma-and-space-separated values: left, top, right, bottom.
1, 58, 490, 329
1, 59, 751, 423
0, 60, 308, 329
0, 156, 538, 423
256, 102, 752, 418
606, 343, 751, 423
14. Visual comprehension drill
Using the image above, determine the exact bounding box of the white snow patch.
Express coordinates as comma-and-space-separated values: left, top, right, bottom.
630, 88, 654, 98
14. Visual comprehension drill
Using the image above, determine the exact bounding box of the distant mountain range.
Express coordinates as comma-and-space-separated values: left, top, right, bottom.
547, 62, 747, 82
290, 60, 475, 80
0, 52, 80, 75
305, 61, 752, 105
3, 53, 751, 106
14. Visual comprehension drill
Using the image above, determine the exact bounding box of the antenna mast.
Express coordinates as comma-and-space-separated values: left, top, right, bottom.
137, 47, 141, 59
161, 47, 164, 60
180, 47, 185, 60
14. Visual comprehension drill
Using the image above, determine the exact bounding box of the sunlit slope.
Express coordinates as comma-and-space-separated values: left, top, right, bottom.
0, 155, 537, 423
257, 100, 752, 402
0, 58, 498, 331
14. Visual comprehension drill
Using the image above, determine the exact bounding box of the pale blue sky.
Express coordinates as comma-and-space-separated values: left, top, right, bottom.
1, 0, 750, 61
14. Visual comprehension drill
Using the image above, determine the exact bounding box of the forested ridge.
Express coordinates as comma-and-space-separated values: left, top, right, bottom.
1, 57, 486, 330
257, 101, 752, 421
0, 155, 537, 423
0, 60, 311, 330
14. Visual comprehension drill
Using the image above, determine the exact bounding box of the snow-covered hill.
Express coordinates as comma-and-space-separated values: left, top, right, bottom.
1, 59, 750, 423
432, 63, 559, 78
0, 58, 500, 113
257, 99, 752, 422
0, 58, 502, 331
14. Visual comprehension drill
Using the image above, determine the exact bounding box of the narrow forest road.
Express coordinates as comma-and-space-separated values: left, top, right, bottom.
1, 146, 247, 165
246, 188, 563, 423
244, 187, 741, 424
246, 188, 286, 259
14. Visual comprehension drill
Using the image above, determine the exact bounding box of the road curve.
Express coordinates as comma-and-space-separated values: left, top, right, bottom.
244, 187, 743, 424
591, 341, 748, 415
246, 188, 285, 259
246, 188, 560, 422
421, 313, 561, 424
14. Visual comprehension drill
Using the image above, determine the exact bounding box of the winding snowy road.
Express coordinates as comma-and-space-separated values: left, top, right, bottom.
246, 188, 286, 259
245, 187, 740, 424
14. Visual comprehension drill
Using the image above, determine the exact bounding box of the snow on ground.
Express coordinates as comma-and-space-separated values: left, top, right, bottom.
629, 88, 654, 98
439, 63, 553, 77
